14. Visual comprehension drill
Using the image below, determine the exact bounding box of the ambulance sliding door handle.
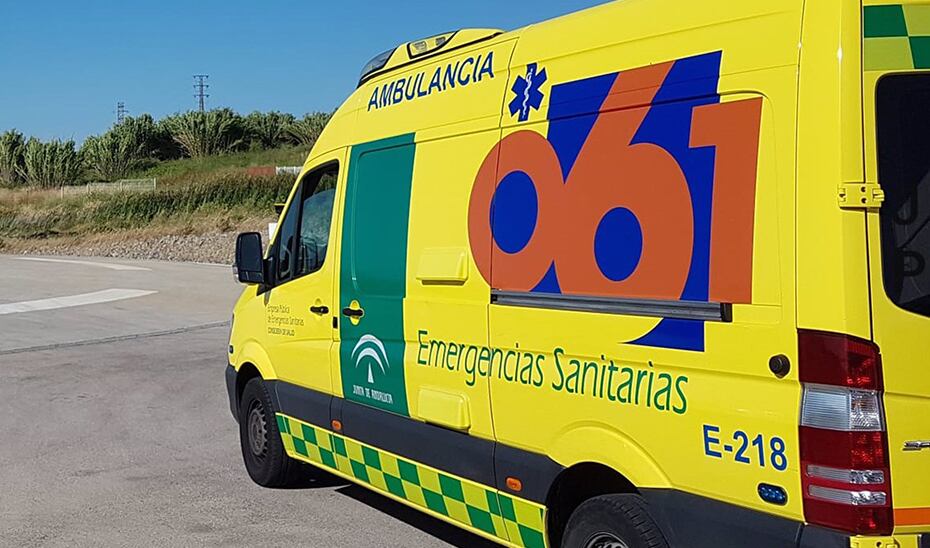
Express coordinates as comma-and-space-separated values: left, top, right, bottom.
309, 305, 329, 315
342, 307, 365, 318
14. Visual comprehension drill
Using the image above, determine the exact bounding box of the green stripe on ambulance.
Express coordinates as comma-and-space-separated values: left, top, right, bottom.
339, 134, 417, 417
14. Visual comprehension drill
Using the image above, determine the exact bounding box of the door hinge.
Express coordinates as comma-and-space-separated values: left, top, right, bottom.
839, 182, 885, 210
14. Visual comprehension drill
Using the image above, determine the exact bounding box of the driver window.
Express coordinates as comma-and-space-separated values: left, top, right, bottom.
275, 190, 301, 283
297, 164, 338, 277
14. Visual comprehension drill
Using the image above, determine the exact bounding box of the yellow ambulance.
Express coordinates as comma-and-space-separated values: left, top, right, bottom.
226, 1, 930, 546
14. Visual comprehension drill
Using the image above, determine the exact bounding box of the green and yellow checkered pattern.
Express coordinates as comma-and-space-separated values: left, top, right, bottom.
864, 4, 930, 71
277, 414, 547, 548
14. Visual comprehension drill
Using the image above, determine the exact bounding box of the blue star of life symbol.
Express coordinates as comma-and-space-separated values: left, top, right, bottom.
509, 63, 548, 122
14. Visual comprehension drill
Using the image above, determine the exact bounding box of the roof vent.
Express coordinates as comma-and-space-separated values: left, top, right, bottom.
358, 28, 503, 86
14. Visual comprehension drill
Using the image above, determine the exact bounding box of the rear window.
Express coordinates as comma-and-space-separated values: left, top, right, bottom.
876, 74, 930, 317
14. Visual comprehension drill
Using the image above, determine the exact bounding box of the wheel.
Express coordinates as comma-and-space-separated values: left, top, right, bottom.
561, 494, 669, 548
238, 377, 305, 488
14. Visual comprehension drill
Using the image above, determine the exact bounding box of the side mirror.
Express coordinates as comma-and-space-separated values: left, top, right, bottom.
235, 232, 266, 285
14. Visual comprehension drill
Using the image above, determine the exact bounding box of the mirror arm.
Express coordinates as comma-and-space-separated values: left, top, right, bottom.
263, 258, 273, 287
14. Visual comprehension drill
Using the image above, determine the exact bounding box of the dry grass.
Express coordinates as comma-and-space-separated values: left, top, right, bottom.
0, 173, 292, 240
0, 156, 295, 262
0, 187, 60, 208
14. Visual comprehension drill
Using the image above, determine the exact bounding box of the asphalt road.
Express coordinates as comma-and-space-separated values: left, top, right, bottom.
0, 256, 496, 548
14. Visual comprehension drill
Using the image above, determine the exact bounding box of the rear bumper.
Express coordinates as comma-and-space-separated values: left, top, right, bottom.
225, 364, 238, 422
643, 489, 845, 548
643, 489, 928, 547
850, 534, 929, 548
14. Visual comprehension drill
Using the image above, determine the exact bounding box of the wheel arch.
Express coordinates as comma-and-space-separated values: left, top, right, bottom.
545, 462, 638, 548
544, 424, 671, 546
233, 339, 276, 380
231, 339, 276, 416
234, 362, 263, 415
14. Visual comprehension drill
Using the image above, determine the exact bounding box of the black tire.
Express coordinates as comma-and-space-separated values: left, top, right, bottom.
238, 377, 305, 488
561, 494, 669, 548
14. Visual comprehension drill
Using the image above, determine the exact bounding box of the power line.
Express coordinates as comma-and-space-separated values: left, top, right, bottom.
116, 102, 128, 123
193, 75, 210, 112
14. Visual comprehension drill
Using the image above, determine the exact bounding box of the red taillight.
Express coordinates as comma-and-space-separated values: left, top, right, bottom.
798, 330, 893, 536
798, 330, 884, 390
800, 428, 888, 469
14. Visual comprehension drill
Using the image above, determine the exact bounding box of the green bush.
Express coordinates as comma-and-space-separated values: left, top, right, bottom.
245, 111, 296, 150
117, 114, 179, 161
81, 114, 181, 181
0, 131, 25, 187
75, 115, 169, 181
82, 131, 145, 182
287, 111, 333, 147
22, 138, 82, 188
161, 109, 247, 158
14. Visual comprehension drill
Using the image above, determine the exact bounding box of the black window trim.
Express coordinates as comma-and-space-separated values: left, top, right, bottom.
269, 160, 340, 289
875, 73, 930, 319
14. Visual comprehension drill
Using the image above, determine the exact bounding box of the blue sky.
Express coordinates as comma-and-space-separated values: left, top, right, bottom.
0, 0, 607, 143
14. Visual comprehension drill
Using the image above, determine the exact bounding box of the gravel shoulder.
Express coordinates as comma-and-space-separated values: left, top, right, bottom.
13, 231, 245, 264
1, 222, 273, 265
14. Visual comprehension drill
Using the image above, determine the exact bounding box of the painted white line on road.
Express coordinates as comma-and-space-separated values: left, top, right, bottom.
15, 258, 151, 271
0, 289, 157, 316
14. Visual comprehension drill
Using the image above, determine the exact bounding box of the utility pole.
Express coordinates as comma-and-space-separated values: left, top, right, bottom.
116, 102, 128, 123
193, 75, 210, 112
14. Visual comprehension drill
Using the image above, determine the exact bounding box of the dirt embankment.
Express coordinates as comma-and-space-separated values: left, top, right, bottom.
2, 222, 273, 265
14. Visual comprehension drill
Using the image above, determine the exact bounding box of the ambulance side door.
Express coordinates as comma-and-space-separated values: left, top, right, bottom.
262, 151, 345, 406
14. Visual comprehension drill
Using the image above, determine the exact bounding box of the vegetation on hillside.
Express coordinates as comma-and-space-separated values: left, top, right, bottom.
22, 138, 83, 188
0, 108, 333, 188
133, 146, 307, 185
2, 133, 85, 188
0, 107, 332, 250
162, 109, 245, 159
246, 111, 296, 150
0, 173, 293, 240
287, 112, 332, 147
0, 131, 26, 187
82, 131, 146, 182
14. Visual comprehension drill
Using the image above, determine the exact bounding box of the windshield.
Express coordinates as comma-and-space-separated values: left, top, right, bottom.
876, 73, 930, 317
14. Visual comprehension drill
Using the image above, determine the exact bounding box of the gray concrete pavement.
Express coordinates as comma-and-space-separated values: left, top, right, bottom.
0, 256, 238, 354
0, 256, 494, 548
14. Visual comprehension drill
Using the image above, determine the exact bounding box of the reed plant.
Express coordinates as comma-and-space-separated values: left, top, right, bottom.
0, 130, 25, 187
246, 111, 296, 150
22, 138, 82, 188
286, 112, 333, 147
162, 109, 245, 158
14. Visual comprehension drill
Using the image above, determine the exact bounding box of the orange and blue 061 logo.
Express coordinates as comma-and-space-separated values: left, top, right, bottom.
468, 52, 763, 352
